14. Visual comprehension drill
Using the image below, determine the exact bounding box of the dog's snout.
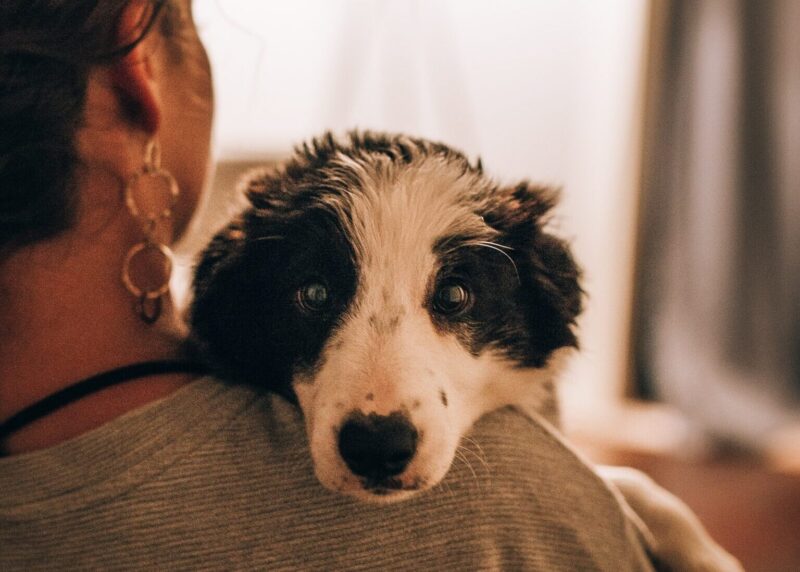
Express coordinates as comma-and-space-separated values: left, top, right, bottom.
338, 411, 418, 480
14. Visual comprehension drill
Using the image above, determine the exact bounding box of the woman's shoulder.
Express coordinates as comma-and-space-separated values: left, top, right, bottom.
0, 377, 653, 571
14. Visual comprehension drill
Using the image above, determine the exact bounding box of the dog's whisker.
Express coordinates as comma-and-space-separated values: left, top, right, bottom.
471, 241, 521, 284
435, 478, 456, 500
462, 449, 490, 481
454, 447, 479, 483
460, 436, 491, 474
463, 438, 491, 472
461, 435, 487, 456
478, 240, 514, 252
251, 235, 286, 242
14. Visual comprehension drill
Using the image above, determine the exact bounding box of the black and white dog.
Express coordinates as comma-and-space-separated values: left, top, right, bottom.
190, 132, 741, 570
191, 131, 579, 500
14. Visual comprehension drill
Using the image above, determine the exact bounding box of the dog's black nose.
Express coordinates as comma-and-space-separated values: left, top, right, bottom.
338, 411, 418, 481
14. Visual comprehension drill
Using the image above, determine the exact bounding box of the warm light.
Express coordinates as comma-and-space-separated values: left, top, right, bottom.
193, 0, 650, 425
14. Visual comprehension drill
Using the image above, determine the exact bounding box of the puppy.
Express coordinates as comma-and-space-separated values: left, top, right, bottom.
190, 131, 741, 570
190, 131, 580, 501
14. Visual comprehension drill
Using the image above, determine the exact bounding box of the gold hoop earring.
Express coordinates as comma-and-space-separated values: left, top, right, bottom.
122, 140, 179, 324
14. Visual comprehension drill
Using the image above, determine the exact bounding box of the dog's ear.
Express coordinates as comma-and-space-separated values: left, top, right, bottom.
192, 220, 247, 302
189, 218, 254, 369
482, 181, 559, 234
484, 182, 583, 356
189, 212, 298, 401
190, 165, 288, 373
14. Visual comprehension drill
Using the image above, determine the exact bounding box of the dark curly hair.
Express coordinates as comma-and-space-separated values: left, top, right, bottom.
0, 0, 179, 258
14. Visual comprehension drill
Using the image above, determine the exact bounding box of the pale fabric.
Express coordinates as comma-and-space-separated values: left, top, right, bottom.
0, 378, 654, 571
636, 0, 800, 447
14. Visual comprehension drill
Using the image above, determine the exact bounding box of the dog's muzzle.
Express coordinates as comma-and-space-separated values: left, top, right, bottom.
337, 411, 418, 485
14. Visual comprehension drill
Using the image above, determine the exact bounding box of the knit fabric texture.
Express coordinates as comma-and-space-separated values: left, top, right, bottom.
0, 378, 654, 571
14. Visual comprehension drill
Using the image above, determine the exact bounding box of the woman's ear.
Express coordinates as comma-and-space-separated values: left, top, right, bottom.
110, 0, 161, 134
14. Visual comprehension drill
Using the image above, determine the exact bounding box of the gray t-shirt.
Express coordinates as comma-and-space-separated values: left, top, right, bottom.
0, 377, 654, 571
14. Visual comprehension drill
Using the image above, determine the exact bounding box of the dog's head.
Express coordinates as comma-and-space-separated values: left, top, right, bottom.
190, 132, 582, 502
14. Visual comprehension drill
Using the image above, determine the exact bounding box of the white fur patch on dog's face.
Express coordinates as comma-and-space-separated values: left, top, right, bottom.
190, 132, 582, 504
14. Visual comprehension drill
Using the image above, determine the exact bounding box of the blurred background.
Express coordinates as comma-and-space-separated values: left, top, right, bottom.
181, 1, 800, 569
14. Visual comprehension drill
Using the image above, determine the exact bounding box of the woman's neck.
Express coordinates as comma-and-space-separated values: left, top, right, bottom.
0, 200, 195, 455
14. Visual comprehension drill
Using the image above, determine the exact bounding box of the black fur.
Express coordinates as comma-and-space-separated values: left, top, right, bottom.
190, 205, 358, 401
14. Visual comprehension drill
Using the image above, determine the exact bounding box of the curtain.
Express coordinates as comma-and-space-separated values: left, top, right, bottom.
633, 0, 800, 448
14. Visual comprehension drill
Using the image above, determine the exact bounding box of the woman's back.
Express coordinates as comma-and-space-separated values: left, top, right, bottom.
1, 378, 653, 571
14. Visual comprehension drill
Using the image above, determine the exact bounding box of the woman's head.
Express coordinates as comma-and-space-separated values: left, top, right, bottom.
0, 0, 213, 258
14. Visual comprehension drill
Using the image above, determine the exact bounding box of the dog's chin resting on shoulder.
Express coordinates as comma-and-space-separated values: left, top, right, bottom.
190, 131, 742, 571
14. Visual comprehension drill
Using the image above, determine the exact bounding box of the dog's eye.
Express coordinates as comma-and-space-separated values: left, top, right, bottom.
296, 282, 330, 313
433, 282, 471, 316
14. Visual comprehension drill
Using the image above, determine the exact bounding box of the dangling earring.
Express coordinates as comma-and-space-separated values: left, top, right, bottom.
122, 140, 179, 324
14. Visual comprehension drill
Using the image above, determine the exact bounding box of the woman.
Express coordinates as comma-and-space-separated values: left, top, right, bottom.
0, 2, 655, 569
